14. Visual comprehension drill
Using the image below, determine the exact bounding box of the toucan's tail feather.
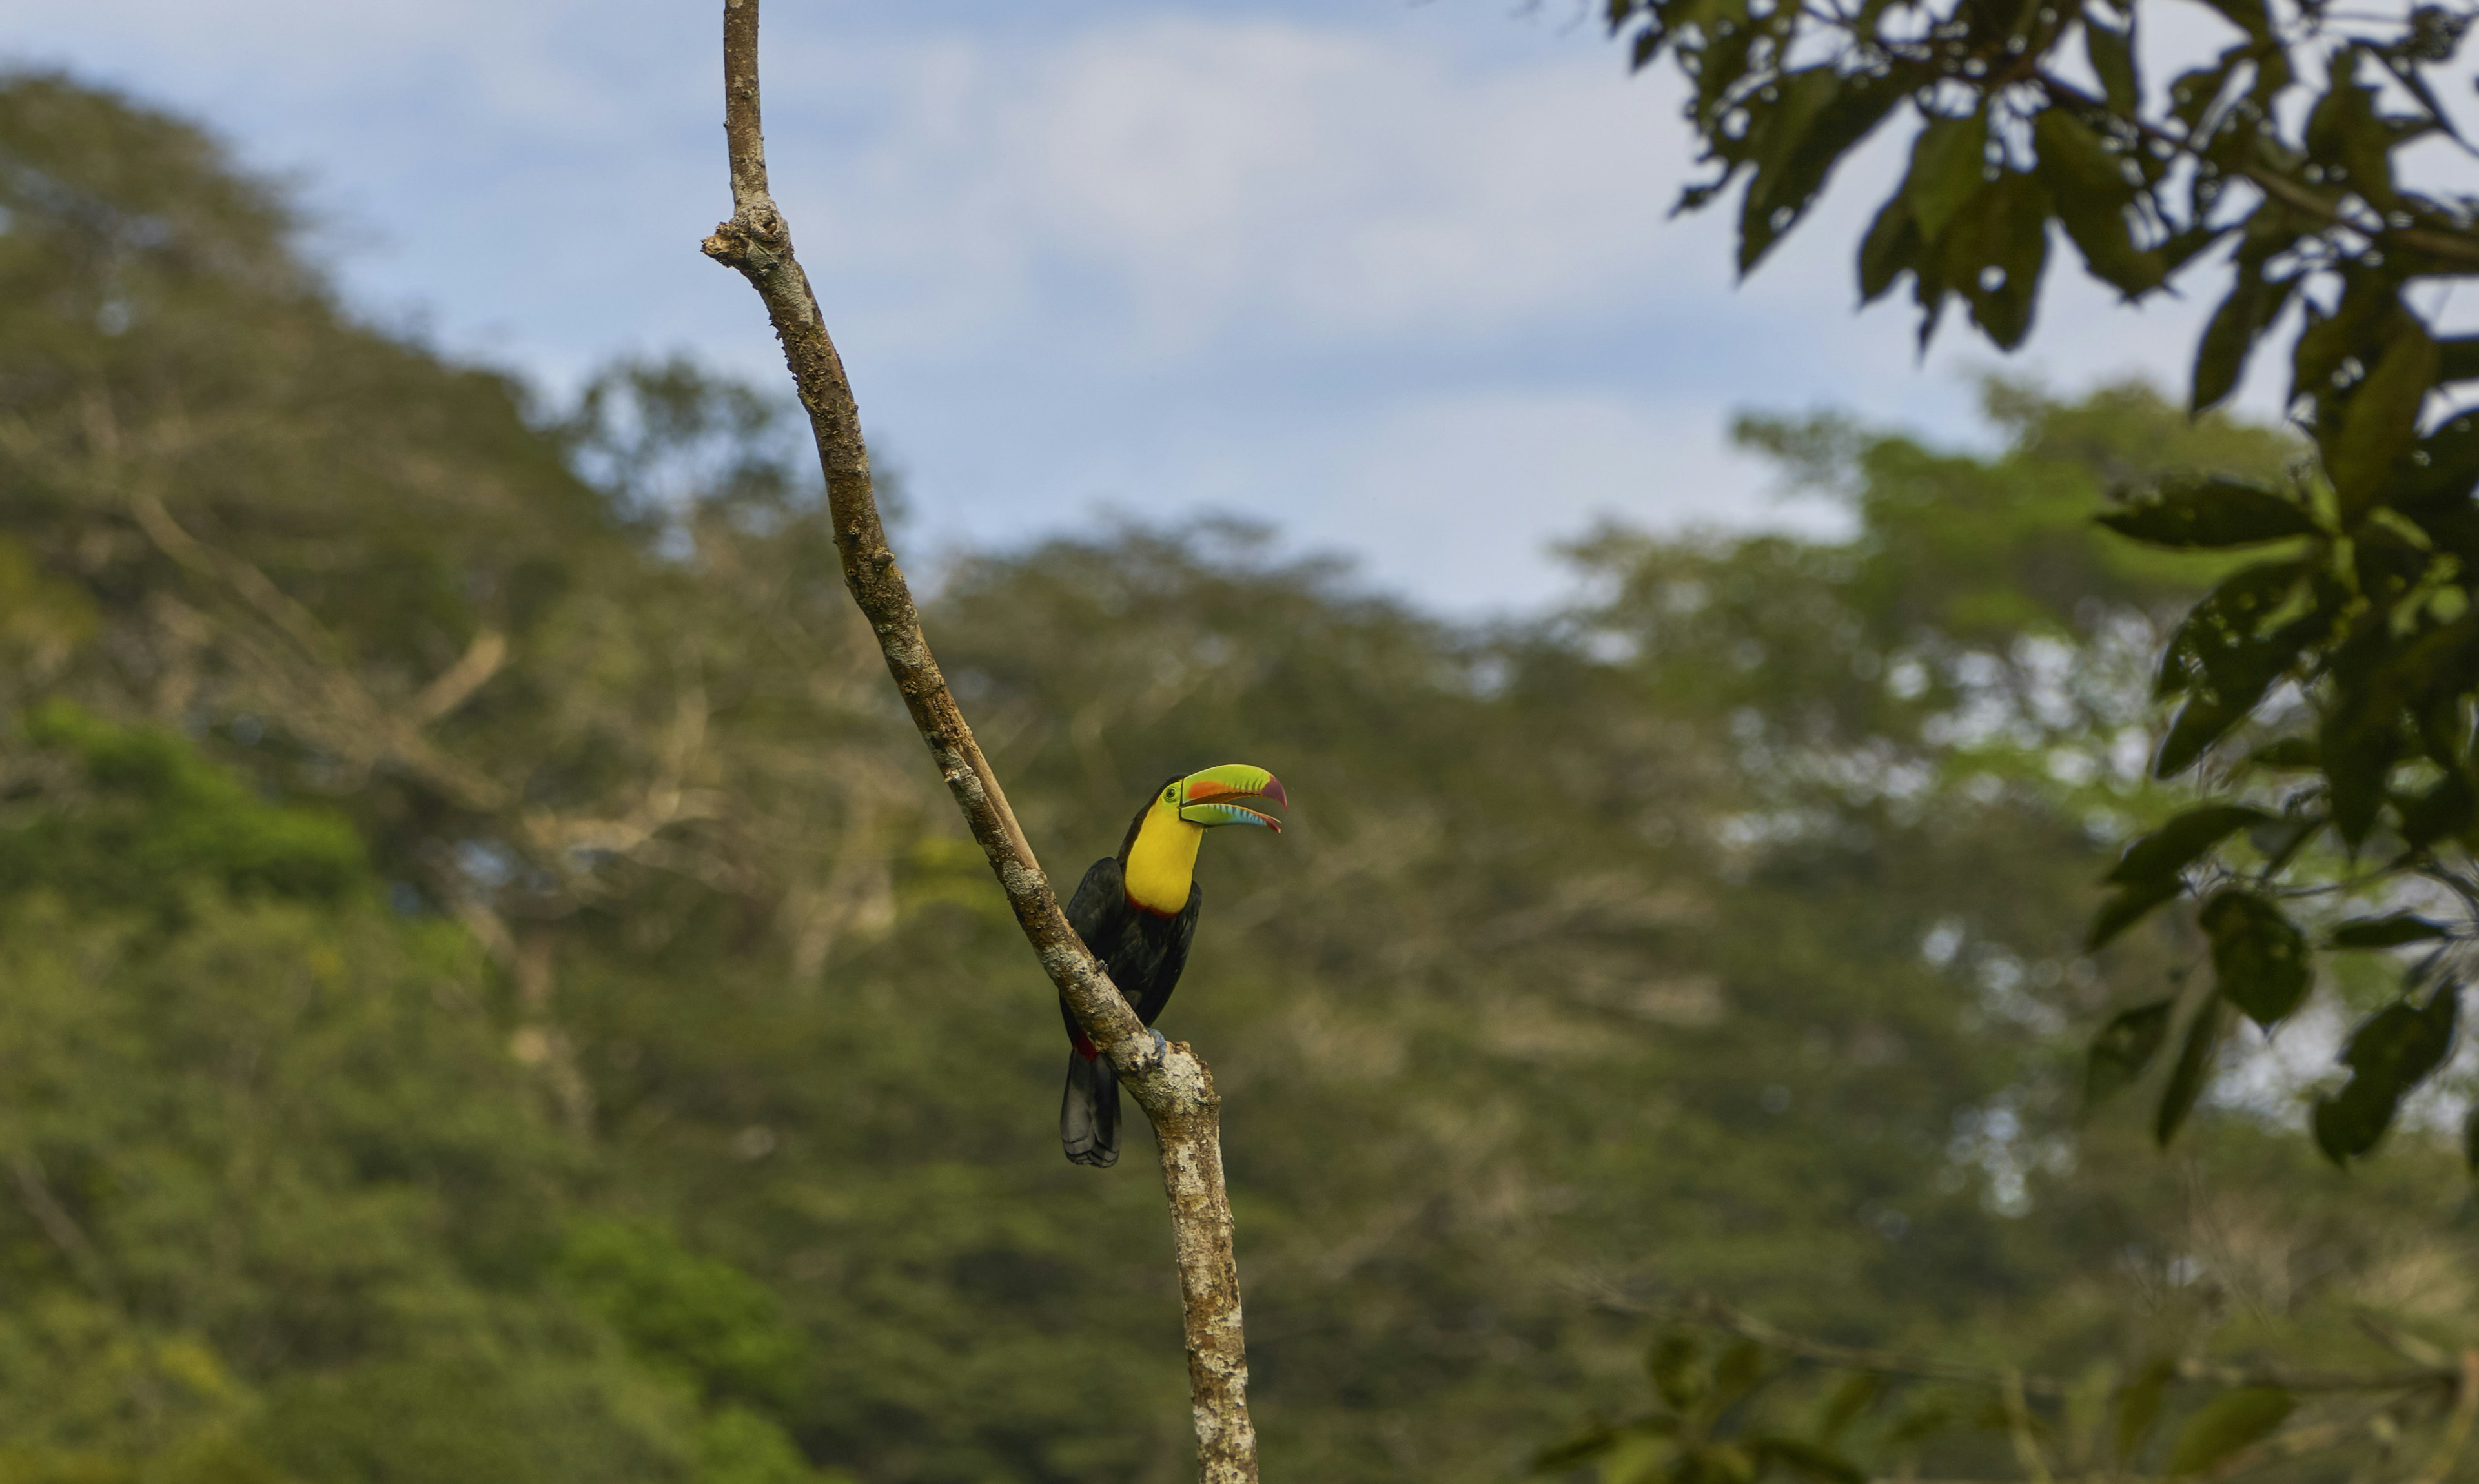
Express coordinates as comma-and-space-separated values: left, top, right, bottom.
1061, 1053, 1120, 1168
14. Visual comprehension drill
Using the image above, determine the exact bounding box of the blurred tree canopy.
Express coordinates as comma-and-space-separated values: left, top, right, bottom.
1604, 0, 2479, 1167
3, 65, 2479, 1484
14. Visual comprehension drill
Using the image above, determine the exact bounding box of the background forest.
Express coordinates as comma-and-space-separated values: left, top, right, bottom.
0, 68, 2473, 1484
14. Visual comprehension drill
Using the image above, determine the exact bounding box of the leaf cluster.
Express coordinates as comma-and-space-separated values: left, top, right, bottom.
1542, 1310, 2474, 1484
1535, 1329, 1872, 1484
1606, 0, 2479, 1172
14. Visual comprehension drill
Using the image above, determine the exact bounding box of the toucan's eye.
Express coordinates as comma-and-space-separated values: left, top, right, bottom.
1164, 788, 1177, 803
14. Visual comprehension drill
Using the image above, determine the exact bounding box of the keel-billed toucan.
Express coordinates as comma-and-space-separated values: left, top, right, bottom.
1059, 764, 1287, 1167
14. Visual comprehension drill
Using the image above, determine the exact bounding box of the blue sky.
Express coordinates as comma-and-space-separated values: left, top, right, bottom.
3, 0, 2270, 612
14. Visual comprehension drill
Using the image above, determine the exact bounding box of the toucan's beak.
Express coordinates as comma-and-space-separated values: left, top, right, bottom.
1177, 764, 1287, 832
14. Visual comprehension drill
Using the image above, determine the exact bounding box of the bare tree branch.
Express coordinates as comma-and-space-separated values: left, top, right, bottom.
411, 626, 508, 723
11, 1152, 116, 1303
698, 3, 1258, 1478
125, 485, 516, 811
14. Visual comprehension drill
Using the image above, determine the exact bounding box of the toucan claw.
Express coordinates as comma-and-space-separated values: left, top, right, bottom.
1111, 1027, 1172, 1076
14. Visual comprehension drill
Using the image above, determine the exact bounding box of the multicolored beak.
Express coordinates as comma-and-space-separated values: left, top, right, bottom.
1176, 764, 1288, 833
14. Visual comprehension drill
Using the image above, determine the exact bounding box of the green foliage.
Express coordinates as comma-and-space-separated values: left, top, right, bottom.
2154, 997, 2227, 1148
2083, 999, 2170, 1111
696, 1405, 851, 1484
2199, 890, 2309, 1030
2312, 982, 2459, 1164
2114, 1357, 2175, 1462
0, 803, 702, 1479
1, 703, 367, 919
2327, 912, 2449, 950
2163, 1387, 2292, 1476
1608, 0, 2479, 1170
1535, 1311, 2470, 1484
558, 1222, 808, 1410
1536, 1328, 1867, 1484
2089, 805, 2270, 948
2094, 480, 2321, 551
250, 1359, 693, 1484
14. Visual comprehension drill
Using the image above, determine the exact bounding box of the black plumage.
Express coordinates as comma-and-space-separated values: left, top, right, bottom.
1057, 788, 1202, 1168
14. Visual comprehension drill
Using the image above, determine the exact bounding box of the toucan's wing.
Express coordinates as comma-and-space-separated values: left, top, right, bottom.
1064, 856, 1124, 946
1129, 881, 1202, 1028
1060, 857, 1126, 1054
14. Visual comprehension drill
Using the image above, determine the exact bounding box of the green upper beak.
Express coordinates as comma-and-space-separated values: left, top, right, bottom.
1175, 764, 1288, 833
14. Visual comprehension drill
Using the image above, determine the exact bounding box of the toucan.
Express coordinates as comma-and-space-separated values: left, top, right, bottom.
1059, 763, 1287, 1167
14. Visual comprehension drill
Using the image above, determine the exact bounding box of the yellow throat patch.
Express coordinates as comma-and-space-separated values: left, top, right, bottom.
1122, 797, 1204, 915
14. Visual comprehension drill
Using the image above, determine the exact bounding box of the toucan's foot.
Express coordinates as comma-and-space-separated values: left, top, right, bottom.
1110, 1028, 1172, 1075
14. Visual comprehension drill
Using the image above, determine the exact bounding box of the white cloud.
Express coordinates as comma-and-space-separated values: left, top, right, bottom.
3, 0, 628, 128
781, 15, 1716, 356
1305, 389, 1849, 611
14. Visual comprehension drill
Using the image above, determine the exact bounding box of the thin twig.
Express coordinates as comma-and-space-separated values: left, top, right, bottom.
2207, 1414, 2371, 1478
10, 1152, 166, 1421
411, 627, 507, 723
10, 1152, 116, 1302
1622, 1292, 2065, 1395
1633, 1292, 2455, 1399
128, 486, 515, 811
2410, 1350, 2479, 1484
2003, 1370, 2053, 1484
2033, 70, 2479, 273
698, 3, 1258, 1478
